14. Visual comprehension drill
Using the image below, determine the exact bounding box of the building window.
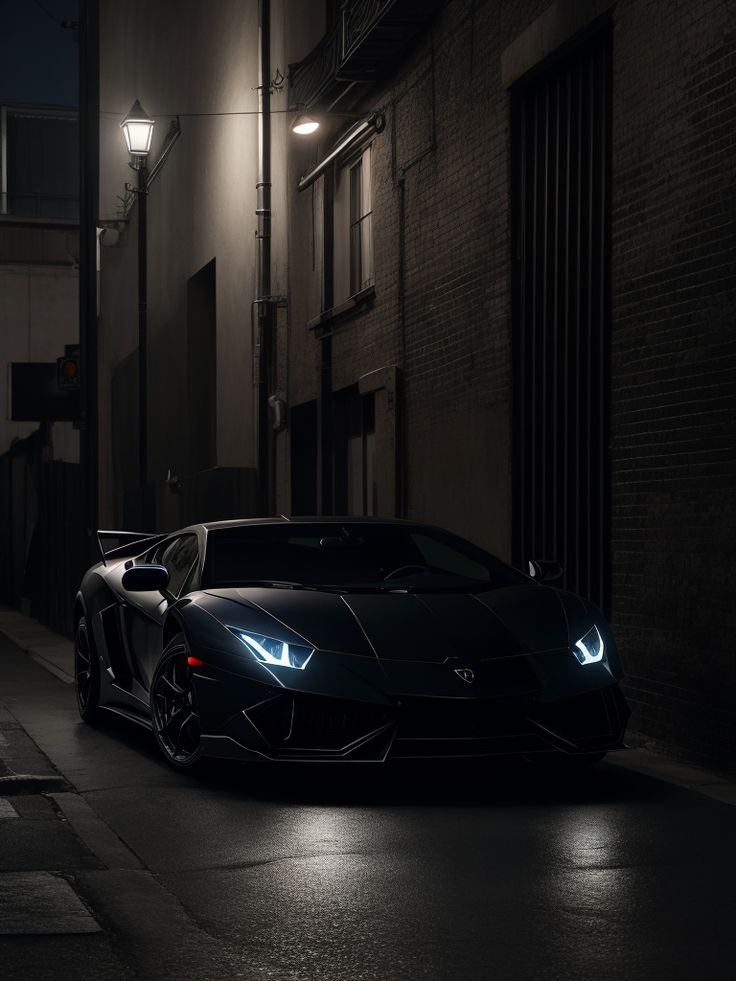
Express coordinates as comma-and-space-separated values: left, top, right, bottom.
0, 105, 79, 220
349, 149, 372, 296
333, 144, 373, 305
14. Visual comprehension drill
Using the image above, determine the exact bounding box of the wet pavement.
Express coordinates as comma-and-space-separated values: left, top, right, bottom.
1, 623, 736, 980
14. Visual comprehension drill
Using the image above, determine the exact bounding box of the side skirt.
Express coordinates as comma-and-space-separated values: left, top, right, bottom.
101, 704, 153, 730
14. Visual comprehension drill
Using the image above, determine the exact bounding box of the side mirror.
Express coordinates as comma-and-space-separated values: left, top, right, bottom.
528, 559, 563, 583
122, 564, 170, 592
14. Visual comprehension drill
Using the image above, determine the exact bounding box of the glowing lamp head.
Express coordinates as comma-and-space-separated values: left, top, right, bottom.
291, 113, 319, 136
121, 100, 155, 156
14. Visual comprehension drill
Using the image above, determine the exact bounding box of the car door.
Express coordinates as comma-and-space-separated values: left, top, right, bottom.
123, 533, 200, 689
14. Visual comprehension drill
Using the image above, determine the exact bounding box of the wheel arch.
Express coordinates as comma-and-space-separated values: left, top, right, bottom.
73, 593, 86, 629
162, 611, 186, 649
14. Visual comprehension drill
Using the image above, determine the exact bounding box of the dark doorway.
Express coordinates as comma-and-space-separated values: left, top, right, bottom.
511, 28, 612, 613
186, 259, 217, 474
290, 400, 318, 515
333, 384, 376, 517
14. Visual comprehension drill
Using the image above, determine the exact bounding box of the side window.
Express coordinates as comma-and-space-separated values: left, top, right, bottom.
160, 536, 199, 596
141, 541, 164, 564
181, 555, 201, 595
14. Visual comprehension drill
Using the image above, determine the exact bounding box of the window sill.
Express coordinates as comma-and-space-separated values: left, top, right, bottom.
307, 284, 375, 335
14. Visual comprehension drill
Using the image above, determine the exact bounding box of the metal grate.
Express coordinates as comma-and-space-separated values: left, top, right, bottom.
511, 29, 612, 615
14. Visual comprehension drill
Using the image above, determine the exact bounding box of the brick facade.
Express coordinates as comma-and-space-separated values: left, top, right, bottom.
284, 0, 736, 765
610, 0, 736, 764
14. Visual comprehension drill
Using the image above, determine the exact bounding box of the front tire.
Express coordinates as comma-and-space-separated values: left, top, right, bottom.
75, 616, 101, 723
150, 633, 203, 771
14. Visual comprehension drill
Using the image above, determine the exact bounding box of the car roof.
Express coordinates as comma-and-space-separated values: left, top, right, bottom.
181, 516, 426, 534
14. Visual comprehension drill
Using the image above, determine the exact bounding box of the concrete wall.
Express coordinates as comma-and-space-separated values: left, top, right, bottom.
98, 0, 295, 529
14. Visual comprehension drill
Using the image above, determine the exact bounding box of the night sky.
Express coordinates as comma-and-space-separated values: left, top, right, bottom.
0, 0, 78, 106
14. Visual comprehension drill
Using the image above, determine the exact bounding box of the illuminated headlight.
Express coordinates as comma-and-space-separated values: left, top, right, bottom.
229, 629, 314, 670
572, 624, 605, 666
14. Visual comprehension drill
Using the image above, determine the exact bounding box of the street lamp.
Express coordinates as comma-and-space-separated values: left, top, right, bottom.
121, 100, 155, 156
121, 100, 154, 525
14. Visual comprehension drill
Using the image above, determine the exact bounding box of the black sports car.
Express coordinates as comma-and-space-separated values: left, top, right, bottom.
74, 518, 629, 770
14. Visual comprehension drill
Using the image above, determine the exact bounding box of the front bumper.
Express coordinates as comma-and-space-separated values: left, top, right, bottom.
197, 678, 630, 763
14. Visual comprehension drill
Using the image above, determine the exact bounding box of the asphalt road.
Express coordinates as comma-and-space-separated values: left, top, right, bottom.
2, 633, 736, 981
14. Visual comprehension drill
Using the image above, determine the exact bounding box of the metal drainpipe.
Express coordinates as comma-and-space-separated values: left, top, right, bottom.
255, 0, 272, 516
79, 0, 99, 552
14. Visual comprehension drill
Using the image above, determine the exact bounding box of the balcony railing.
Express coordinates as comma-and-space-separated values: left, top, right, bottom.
290, 0, 444, 110
341, 0, 389, 63
289, 20, 343, 110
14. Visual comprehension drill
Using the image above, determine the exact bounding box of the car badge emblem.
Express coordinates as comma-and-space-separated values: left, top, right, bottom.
454, 667, 475, 684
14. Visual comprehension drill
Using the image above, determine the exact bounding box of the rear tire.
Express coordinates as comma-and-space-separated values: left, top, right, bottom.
150, 633, 203, 772
75, 616, 101, 723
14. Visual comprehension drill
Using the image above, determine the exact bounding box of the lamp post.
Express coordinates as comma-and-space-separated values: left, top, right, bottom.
120, 100, 154, 525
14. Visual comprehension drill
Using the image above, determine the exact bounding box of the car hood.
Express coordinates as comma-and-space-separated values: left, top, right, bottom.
202, 584, 579, 663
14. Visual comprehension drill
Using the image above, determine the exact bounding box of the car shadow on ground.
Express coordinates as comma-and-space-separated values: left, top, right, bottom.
91, 711, 666, 807
200, 756, 672, 809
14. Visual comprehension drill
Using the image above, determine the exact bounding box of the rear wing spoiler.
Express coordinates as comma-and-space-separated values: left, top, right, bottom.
96, 529, 167, 565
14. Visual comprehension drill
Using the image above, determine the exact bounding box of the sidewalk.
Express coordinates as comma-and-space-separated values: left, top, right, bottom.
0, 608, 74, 684
0, 668, 133, 979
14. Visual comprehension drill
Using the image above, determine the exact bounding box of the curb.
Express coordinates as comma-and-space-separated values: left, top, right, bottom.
0, 774, 71, 795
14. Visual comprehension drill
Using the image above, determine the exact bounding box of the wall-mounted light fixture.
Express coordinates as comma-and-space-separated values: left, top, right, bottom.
291, 112, 320, 135
296, 111, 385, 192
120, 100, 155, 158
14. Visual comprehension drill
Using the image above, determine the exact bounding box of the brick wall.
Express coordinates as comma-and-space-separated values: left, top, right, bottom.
285, 0, 736, 766
610, 0, 736, 765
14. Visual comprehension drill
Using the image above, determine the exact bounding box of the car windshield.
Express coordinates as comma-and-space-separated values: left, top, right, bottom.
202, 523, 529, 592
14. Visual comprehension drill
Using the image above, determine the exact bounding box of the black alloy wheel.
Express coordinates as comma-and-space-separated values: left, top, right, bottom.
151, 634, 203, 770
75, 615, 101, 722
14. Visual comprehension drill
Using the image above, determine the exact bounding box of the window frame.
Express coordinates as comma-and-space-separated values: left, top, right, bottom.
331, 141, 374, 307
145, 533, 200, 599
348, 150, 373, 297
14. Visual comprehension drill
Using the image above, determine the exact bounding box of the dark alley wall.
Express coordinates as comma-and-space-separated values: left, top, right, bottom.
284, 0, 736, 765
610, 1, 736, 761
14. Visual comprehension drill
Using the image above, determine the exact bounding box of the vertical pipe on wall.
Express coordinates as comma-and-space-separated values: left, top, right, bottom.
396, 173, 406, 518
79, 0, 99, 555
0, 105, 8, 214
255, 0, 272, 516
320, 167, 335, 516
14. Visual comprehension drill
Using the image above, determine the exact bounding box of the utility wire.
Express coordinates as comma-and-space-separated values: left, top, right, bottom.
101, 107, 375, 119
102, 109, 266, 118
